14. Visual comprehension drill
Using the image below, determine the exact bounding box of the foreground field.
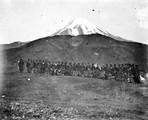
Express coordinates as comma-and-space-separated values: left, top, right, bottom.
0, 65, 148, 120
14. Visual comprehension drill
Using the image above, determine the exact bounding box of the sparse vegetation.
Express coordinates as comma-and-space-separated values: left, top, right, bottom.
1, 64, 148, 119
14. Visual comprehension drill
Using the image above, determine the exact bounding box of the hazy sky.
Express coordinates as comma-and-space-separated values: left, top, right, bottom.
0, 0, 148, 44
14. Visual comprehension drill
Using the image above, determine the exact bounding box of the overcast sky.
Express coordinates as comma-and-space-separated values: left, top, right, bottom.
0, 0, 148, 44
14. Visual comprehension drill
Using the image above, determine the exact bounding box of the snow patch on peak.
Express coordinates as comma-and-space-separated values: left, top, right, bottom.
52, 18, 109, 36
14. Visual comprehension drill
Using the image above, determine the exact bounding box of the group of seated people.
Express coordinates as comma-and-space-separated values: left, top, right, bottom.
18, 59, 146, 84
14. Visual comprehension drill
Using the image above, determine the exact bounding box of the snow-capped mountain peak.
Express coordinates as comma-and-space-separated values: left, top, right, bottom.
52, 18, 109, 36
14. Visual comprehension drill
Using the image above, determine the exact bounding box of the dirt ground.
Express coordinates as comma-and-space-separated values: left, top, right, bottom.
0, 64, 148, 120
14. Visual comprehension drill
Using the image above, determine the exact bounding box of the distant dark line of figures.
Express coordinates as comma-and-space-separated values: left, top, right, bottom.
18, 59, 143, 84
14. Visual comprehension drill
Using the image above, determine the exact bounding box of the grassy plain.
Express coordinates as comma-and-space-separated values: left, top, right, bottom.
1, 64, 148, 120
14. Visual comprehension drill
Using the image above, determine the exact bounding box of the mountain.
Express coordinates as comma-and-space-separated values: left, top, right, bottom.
5, 34, 148, 70
1, 41, 28, 50
3, 18, 147, 71
52, 18, 108, 36
52, 18, 129, 42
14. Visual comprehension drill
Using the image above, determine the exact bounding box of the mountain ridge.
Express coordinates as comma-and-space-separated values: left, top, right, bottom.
52, 18, 131, 42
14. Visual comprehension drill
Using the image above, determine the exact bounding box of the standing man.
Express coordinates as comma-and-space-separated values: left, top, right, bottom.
18, 58, 24, 73
26, 59, 31, 73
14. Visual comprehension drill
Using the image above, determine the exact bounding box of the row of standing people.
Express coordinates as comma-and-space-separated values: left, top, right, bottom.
18, 59, 142, 83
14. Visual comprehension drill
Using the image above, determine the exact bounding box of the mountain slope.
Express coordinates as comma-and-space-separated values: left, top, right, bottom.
5, 34, 147, 70
2, 41, 28, 50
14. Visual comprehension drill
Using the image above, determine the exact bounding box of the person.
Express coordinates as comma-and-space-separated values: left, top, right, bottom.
32, 60, 38, 73
40, 61, 46, 74
18, 58, 24, 73
26, 59, 31, 73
